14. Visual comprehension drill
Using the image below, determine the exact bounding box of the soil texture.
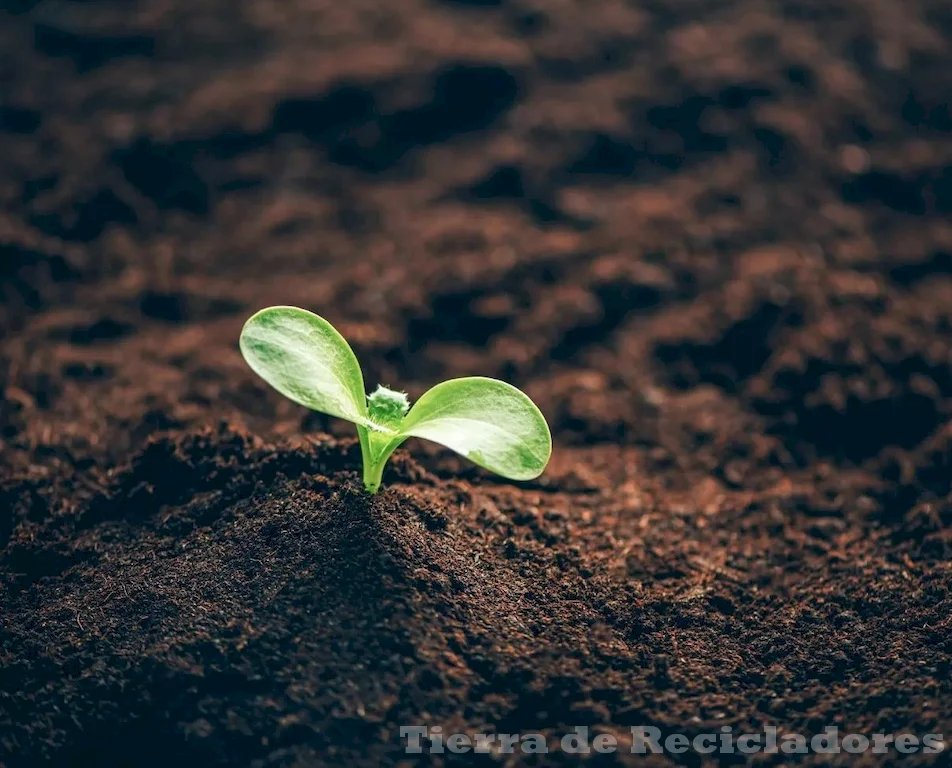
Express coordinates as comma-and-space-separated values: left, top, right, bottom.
2, 0, 952, 765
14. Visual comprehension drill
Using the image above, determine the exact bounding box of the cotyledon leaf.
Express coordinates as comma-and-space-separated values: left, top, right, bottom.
240, 309, 551, 491
398, 377, 552, 480
239, 306, 389, 433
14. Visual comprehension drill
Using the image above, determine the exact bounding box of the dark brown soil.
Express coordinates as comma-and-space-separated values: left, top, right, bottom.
2, 0, 952, 765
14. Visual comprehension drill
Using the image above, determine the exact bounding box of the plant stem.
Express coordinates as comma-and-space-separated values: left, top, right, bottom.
362, 456, 385, 494
357, 425, 403, 494
357, 427, 381, 494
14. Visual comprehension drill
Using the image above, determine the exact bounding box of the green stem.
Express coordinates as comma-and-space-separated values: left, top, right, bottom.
362, 456, 386, 494
357, 426, 405, 494
357, 426, 380, 494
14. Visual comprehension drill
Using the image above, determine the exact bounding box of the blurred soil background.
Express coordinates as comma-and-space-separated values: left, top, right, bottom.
1, 0, 951, 765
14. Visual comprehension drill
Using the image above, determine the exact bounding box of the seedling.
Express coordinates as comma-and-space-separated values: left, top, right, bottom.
240, 306, 552, 493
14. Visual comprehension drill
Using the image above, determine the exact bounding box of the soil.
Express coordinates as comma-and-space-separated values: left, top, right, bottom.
2, 0, 952, 765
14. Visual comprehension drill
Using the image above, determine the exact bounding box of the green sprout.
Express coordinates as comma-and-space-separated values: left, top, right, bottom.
239, 306, 552, 493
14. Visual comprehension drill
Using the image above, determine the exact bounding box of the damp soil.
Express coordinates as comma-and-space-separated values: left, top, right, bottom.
2, 0, 952, 765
